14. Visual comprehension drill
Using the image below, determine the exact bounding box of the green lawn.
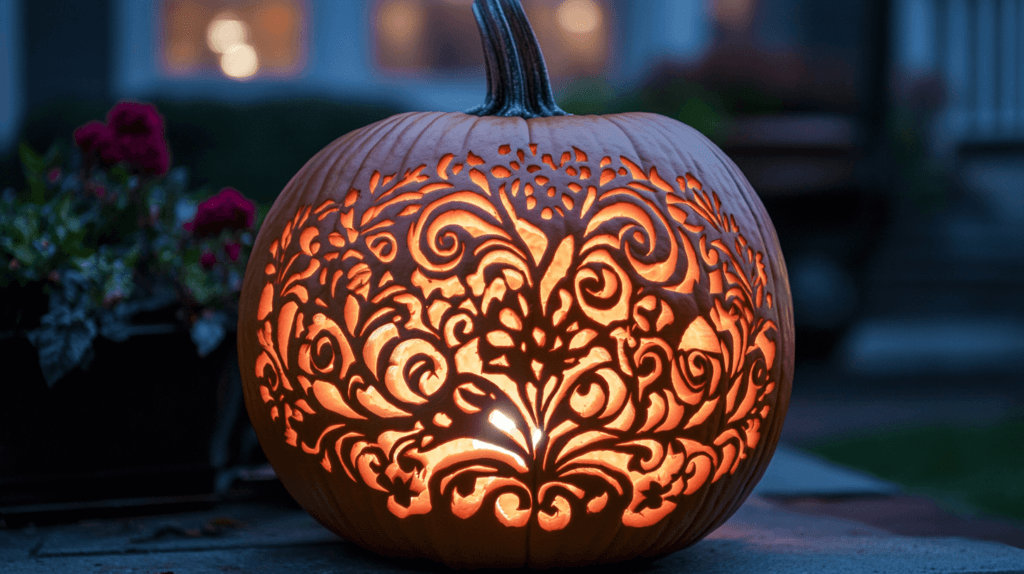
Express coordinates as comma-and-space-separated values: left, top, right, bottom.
804, 416, 1024, 523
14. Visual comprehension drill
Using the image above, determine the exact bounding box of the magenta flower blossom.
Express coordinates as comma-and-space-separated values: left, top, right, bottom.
115, 132, 170, 176
224, 242, 241, 262
74, 121, 109, 153
185, 187, 256, 238
200, 250, 218, 270
107, 102, 165, 137
74, 101, 170, 175
107, 102, 169, 176
74, 121, 117, 166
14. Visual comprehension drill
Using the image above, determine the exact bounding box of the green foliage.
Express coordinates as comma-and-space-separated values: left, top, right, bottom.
806, 417, 1024, 523
2, 99, 405, 204
24, 270, 99, 385
2, 109, 262, 386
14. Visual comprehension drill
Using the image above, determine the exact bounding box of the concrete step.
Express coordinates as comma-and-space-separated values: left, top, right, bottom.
2, 449, 1023, 573
855, 217, 1024, 317
834, 316, 1024, 377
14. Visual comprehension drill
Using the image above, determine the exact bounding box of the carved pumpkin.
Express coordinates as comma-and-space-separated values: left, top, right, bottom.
238, 0, 793, 568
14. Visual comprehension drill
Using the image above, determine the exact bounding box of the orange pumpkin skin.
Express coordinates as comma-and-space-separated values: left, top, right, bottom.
238, 110, 794, 568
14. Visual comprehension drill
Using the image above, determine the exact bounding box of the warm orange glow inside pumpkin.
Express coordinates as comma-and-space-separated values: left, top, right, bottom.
252, 143, 779, 531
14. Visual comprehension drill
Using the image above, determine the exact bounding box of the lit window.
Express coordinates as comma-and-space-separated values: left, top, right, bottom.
162, 0, 306, 80
372, 0, 611, 78
711, 0, 756, 32
527, 0, 610, 77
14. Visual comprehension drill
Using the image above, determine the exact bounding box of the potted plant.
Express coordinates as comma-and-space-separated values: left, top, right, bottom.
0, 102, 261, 512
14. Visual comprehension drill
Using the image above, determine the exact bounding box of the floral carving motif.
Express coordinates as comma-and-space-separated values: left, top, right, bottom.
252, 144, 780, 530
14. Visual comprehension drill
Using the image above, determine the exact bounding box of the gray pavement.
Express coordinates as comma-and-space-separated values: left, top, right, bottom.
3, 446, 1022, 573
753, 444, 901, 497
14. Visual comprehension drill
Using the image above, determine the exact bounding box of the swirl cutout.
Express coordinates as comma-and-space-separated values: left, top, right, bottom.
251, 145, 782, 531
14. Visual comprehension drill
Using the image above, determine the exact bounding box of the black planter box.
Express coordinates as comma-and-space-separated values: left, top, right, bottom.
0, 328, 240, 511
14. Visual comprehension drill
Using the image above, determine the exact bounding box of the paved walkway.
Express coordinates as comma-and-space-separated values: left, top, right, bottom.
2, 446, 1023, 573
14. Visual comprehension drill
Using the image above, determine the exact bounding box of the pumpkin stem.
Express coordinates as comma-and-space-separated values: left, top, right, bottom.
467, 0, 570, 118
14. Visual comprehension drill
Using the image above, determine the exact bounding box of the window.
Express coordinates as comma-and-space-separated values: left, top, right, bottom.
161, 0, 306, 80
372, 0, 612, 78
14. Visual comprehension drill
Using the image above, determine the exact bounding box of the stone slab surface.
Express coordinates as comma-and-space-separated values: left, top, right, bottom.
753, 443, 901, 497
779, 495, 1024, 550
3, 444, 1022, 572
3, 496, 1023, 573
839, 318, 1024, 376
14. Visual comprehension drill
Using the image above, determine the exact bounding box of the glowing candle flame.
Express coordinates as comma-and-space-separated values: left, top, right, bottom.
489, 409, 516, 433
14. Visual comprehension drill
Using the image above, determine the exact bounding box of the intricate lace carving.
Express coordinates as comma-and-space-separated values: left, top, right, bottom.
252, 144, 780, 530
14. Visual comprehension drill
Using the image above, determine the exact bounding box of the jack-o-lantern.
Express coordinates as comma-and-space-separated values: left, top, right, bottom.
238, 0, 793, 568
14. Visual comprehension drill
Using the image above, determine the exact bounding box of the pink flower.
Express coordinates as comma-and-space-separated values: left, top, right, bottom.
107, 102, 165, 137
74, 121, 111, 151
200, 250, 217, 270
74, 102, 170, 175
185, 188, 256, 238
224, 242, 241, 262
107, 102, 169, 175
46, 168, 61, 183
74, 121, 118, 166
114, 132, 169, 176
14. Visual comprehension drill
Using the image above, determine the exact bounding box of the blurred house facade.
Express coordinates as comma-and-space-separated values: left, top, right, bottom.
2, 0, 1023, 150
1, 0, 23, 154
892, 0, 1024, 226
1, 0, 1022, 371
895, 0, 1024, 152
0, 0, 717, 154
